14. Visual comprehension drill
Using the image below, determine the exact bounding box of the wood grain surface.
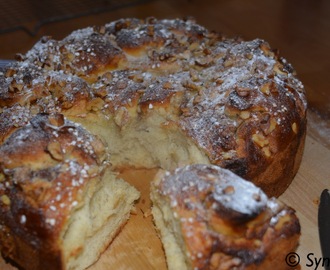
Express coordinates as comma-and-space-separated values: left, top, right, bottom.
0, 129, 329, 270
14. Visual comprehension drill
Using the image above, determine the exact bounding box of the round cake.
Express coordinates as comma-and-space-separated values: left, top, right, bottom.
0, 17, 306, 270
0, 17, 306, 196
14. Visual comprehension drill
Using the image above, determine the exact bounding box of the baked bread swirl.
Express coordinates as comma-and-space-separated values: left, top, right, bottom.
0, 17, 307, 196
151, 164, 300, 270
0, 17, 306, 269
0, 113, 140, 270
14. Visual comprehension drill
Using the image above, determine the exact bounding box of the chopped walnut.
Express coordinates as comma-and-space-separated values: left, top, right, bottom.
292, 122, 298, 134
87, 98, 105, 112
114, 106, 129, 127
162, 81, 173, 89
1, 195, 10, 206
260, 42, 275, 58
48, 114, 65, 127
240, 111, 250, 120
273, 63, 287, 75
223, 185, 235, 194
5, 68, 16, 78
252, 133, 269, 148
47, 141, 63, 161
260, 82, 271, 95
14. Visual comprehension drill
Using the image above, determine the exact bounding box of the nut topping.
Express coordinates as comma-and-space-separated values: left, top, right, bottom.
1, 195, 10, 206
235, 87, 250, 97
47, 141, 63, 161
292, 122, 298, 134
48, 114, 65, 127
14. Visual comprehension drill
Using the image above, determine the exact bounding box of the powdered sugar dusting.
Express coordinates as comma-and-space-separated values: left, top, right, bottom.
0, 18, 306, 244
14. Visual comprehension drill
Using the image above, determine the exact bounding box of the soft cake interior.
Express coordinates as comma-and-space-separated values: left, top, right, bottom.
62, 170, 140, 270
56, 110, 209, 270
69, 111, 210, 171
150, 185, 190, 270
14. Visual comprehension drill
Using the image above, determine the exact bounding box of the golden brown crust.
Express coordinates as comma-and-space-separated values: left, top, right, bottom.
0, 17, 307, 196
151, 164, 300, 270
0, 17, 306, 269
0, 113, 107, 270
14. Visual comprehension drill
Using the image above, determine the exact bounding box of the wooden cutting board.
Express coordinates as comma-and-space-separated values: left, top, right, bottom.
0, 133, 329, 270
